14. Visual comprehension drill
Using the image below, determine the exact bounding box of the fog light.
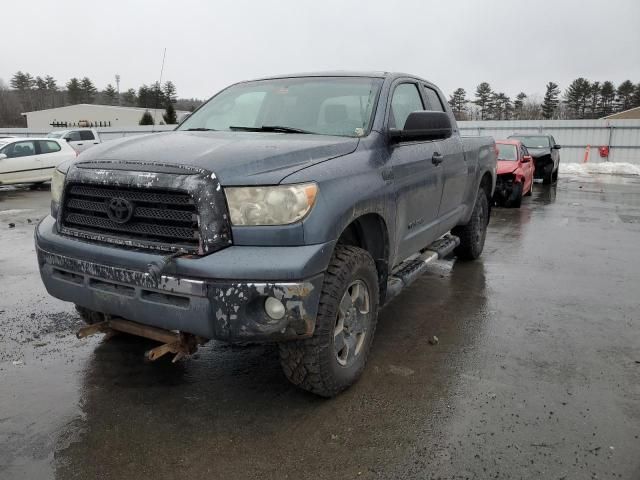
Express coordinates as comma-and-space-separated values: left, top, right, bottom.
265, 296, 286, 320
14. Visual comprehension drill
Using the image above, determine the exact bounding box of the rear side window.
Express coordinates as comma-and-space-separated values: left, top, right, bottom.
423, 86, 445, 112
65, 131, 81, 141
390, 83, 424, 129
38, 140, 62, 153
79, 130, 95, 140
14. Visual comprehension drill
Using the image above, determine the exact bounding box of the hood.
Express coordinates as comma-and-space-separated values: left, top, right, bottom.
497, 160, 518, 175
527, 147, 552, 158
76, 131, 359, 185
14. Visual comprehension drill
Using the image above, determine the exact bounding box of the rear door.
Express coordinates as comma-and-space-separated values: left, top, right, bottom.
388, 81, 444, 262
422, 84, 467, 219
78, 129, 99, 151
37, 140, 67, 177
0, 140, 39, 184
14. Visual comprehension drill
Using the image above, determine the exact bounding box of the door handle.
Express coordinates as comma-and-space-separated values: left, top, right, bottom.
432, 152, 444, 166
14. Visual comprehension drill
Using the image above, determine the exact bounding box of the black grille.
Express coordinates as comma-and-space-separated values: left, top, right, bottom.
61, 184, 200, 251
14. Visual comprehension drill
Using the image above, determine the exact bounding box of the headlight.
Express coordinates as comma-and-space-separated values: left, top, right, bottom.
51, 168, 66, 205
225, 183, 318, 226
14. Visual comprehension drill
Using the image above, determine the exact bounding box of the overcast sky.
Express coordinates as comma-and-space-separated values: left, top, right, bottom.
2, 0, 639, 101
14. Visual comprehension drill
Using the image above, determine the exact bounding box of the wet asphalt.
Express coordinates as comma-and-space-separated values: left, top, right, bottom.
1, 173, 639, 480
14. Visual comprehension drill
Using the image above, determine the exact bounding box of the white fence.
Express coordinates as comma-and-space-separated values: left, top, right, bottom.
458, 119, 640, 164
2, 120, 640, 164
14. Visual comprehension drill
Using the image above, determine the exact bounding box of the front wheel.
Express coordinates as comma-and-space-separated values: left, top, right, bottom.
278, 245, 379, 397
452, 187, 489, 260
506, 183, 523, 208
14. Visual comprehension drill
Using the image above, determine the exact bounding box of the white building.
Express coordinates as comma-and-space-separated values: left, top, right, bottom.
22, 104, 189, 130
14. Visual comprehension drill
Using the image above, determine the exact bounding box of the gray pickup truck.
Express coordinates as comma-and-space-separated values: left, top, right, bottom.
36, 72, 496, 397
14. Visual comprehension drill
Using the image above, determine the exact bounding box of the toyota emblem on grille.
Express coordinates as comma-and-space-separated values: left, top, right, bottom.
106, 197, 134, 224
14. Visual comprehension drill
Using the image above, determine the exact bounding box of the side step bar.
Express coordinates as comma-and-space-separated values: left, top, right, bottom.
384, 234, 460, 305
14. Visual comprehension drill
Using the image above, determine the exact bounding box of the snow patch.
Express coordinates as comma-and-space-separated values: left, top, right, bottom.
560, 163, 640, 176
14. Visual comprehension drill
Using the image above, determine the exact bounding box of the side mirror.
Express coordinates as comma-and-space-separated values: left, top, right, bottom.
65, 137, 71, 142
553, 144, 561, 150
522, 155, 532, 163
0, 153, 6, 160
389, 111, 453, 143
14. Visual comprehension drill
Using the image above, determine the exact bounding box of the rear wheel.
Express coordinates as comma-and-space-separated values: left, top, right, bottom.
278, 245, 379, 397
453, 187, 489, 260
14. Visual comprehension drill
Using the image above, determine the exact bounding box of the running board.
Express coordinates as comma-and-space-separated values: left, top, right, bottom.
384, 234, 460, 305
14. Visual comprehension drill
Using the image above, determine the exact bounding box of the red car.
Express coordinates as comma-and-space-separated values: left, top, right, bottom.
493, 139, 535, 208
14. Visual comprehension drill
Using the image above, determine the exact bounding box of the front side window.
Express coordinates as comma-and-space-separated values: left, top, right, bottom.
5, 141, 36, 158
423, 86, 445, 112
389, 83, 424, 129
497, 144, 518, 161
178, 77, 383, 138
38, 140, 62, 153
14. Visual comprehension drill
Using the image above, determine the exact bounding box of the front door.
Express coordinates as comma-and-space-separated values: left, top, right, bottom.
388, 82, 444, 262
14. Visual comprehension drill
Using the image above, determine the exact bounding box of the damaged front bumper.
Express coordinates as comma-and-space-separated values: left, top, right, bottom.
493, 173, 522, 204
35, 216, 332, 342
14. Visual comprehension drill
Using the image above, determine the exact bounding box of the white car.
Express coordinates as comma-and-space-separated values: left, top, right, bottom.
47, 128, 102, 153
0, 137, 77, 186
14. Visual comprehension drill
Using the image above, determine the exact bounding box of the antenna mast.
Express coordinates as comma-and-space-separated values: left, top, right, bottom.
153, 48, 167, 125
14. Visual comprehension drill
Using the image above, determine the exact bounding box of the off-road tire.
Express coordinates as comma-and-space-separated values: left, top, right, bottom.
278, 245, 379, 397
452, 187, 489, 261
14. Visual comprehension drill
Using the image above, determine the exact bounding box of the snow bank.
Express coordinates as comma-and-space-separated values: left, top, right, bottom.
560, 163, 640, 176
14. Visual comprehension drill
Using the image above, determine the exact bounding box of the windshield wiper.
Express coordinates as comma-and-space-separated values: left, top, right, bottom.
184, 127, 217, 131
229, 125, 312, 134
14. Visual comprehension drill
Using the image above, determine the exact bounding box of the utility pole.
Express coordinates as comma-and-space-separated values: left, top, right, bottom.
115, 74, 121, 106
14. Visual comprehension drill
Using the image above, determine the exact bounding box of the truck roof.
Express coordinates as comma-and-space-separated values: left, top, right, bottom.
250, 71, 428, 82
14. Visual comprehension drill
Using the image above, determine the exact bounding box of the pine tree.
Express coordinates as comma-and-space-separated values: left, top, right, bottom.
151, 81, 164, 109
473, 82, 493, 120
448, 88, 468, 120
599, 81, 616, 117
139, 110, 155, 125
632, 83, 640, 108
490, 93, 511, 120
163, 81, 177, 104
80, 77, 97, 103
137, 85, 151, 108
542, 82, 560, 119
103, 84, 117, 105
122, 88, 137, 106
163, 102, 177, 124
588, 82, 601, 119
616, 80, 635, 111
564, 78, 591, 119
66, 77, 83, 104
513, 92, 527, 119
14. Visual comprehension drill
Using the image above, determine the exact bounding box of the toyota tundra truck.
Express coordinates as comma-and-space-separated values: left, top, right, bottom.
36, 72, 496, 397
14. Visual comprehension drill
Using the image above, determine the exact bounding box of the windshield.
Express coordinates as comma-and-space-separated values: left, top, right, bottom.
511, 136, 549, 148
497, 144, 518, 161
48, 131, 67, 138
178, 77, 383, 137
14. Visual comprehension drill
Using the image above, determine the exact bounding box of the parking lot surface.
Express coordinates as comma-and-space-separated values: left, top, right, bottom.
1, 173, 639, 480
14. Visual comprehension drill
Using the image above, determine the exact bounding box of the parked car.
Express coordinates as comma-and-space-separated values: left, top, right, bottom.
47, 128, 102, 153
493, 139, 534, 208
507, 134, 560, 184
35, 72, 496, 397
0, 137, 77, 186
